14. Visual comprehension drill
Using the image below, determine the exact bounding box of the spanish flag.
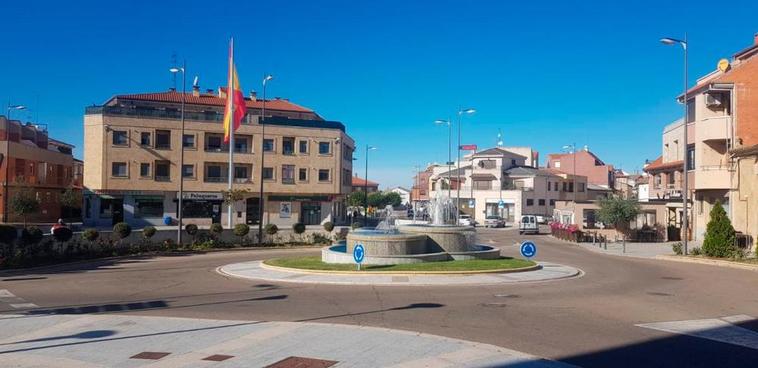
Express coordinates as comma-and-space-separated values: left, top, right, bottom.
223, 39, 247, 144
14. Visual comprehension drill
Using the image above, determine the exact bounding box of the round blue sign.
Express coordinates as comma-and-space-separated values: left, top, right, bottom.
353, 243, 365, 264
520, 241, 537, 258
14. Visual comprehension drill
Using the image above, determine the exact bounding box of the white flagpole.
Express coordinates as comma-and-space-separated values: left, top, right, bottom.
227, 38, 235, 229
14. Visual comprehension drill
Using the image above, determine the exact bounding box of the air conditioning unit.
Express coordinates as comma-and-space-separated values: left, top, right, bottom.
705, 93, 723, 107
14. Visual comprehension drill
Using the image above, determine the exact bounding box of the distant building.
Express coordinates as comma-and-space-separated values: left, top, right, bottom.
387, 186, 411, 205
546, 147, 615, 189
351, 176, 379, 193
0, 116, 82, 223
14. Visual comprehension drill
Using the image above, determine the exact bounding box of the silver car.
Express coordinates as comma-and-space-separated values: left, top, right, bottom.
484, 215, 505, 228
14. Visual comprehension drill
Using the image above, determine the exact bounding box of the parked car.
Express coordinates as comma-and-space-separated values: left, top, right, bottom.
484, 215, 505, 228
519, 215, 539, 235
535, 215, 551, 224
458, 215, 475, 226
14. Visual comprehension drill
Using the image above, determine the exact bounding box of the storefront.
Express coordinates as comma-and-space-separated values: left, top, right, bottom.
180, 192, 223, 224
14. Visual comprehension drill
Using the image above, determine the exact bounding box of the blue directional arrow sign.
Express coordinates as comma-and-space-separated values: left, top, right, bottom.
520, 241, 537, 259
353, 243, 365, 264
498, 200, 505, 209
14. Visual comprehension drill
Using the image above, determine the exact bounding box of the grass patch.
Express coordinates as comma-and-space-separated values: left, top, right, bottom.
264, 256, 535, 272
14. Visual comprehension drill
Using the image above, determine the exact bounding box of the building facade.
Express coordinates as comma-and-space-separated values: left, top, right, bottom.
83, 89, 354, 228
388, 186, 411, 206
351, 176, 379, 193
546, 148, 615, 189
0, 116, 82, 223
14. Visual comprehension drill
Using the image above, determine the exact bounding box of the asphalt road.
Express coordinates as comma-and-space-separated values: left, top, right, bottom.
1, 228, 757, 367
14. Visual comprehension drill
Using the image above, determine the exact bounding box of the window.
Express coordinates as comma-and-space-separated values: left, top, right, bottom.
343, 169, 351, 186
480, 160, 496, 169
318, 141, 331, 155
655, 174, 662, 187
282, 165, 295, 184
686, 98, 696, 123
234, 136, 249, 153
113, 131, 128, 146
155, 161, 170, 181
568, 182, 574, 192
283, 137, 295, 155
155, 130, 171, 149
112, 162, 127, 177
526, 199, 534, 206
140, 132, 151, 146
234, 166, 249, 181
318, 169, 330, 182
299, 140, 309, 154
206, 164, 224, 182
299, 168, 308, 182
579, 183, 585, 192
562, 182, 567, 191
263, 139, 274, 152
263, 167, 274, 180
583, 209, 598, 229
473, 180, 491, 190
182, 164, 194, 178
343, 144, 353, 160
183, 134, 195, 149
135, 198, 163, 218
538, 199, 545, 206
99, 198, 118, 218
140, 163, 151, 177
511, 159, 516, 166
554, 161, 561, 168
549, 199, 555, 206
686, 144, 695, 171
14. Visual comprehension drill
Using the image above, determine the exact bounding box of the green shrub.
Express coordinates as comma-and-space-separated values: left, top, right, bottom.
113, 222, 132, 240
691, 247, 702, 256
292, 223, 306, 234
351, 221, 363, 229
185, 224, 198, 236
163, 238, 176, 251
52, 227, 74, 242
82, 228, 99, 242
323, 221, 335, 233
143, 226, 157, 239
234, 223, 250, 238
672, 242, 683, 256
702, 201, 737, 258
265, 223, 279, 236
312, 233, 331, 245
210, 223, 224, 235
0, 225, 17, 244
21, 227, 44, 245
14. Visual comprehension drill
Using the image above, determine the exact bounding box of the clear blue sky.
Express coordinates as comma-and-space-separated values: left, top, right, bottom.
2, 0, 757, 189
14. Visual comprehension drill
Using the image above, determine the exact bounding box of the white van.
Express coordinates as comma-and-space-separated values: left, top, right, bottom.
519, 215, 539, 235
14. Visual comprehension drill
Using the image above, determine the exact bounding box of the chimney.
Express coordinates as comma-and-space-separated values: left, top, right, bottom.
754, 32, 758, 45
192, 85, 200, 97
218, 87, 227, 99
250, 91, 257, 101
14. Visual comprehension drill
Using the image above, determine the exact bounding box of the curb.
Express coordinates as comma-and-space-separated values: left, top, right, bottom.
259, 260, 542, 276
655, 255, 758, 271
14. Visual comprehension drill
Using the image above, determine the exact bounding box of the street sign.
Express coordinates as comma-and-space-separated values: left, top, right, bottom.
498, 199, 505, 209
468, 199, 475, 207
520, 241, 537, 259
460, 144, 477, 151
353, 243, 365, 270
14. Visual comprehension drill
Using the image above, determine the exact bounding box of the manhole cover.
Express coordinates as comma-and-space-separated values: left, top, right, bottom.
480, 302, 508, 308
494, 294, 520, 298
130, 352, 171, 360
203, 354, 234, 362
265, 356, 338, 368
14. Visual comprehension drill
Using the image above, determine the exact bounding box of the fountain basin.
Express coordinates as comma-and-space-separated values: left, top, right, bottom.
397, 224, 476, 253
347, 231, 428, 256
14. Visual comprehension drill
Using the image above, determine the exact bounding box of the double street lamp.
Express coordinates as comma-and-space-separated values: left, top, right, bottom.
169, 62, 187, 246
660, 35, 689, 255
258, 74, 274, 246
456, 108, 475, 223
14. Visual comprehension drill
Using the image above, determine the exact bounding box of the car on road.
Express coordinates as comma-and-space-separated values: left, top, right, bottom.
519, 215, 539, 234
458, 214, 475, 226
484, 215, 505, 228
535, 215, 550, 224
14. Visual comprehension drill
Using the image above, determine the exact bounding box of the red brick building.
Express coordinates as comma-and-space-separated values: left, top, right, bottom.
546, 148, 615, 189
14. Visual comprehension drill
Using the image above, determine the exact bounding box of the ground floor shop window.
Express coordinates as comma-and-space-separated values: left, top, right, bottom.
135, 197, 164, 218
182, 200, 223, 219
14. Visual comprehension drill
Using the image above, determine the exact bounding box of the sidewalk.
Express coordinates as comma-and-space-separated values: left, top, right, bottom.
575, 239, 677, 259
0, 314, 572, 367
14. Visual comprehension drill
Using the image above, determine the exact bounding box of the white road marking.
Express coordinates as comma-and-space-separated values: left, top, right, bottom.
637, 315, 758, 350
9, 303, 38, 309
0, 289, 16, 298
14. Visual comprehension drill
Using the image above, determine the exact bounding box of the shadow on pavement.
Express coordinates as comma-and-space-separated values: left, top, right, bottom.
296, 302, 445, 322
3, 330, 117, 345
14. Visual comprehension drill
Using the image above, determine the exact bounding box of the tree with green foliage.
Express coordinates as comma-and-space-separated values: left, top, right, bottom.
113, 222, 132, 239
210, 223, 224, 236
143, 226, 157, 239
234, 223, 250, 245
347, 191, 366, 208
383, 192, 402, 207
10, 187, 40, 226
59, 187, 82, 217
596, 196, 640, 250
702, 201, 737, 258
367, 192, 385, 208
292, 222, 306, 242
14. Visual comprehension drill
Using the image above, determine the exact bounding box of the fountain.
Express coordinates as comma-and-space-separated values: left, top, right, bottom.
322, 194, 501, 265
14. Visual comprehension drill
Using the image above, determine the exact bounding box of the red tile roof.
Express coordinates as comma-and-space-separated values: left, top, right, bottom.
644, 156, 683, 172
113, 91, 314, 113
352, 177, 379, 187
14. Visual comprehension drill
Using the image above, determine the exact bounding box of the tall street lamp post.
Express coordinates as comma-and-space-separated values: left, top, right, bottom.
257, 75, 273, 246
434, 118, 452, 201
364, 145, 377, 223
456, 108, 475, 224
661, 35, 689, 255
562, 143, 577, 205
4, 103, 26, 223
169, 62, 186, 245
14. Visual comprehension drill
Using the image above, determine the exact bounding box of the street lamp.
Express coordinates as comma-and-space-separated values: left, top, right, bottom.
661, 34, 689, 255
562, 143, 577, 206
257, 74, 274, 246
456, 108, 475, 224
364, 145, 377, 223
169, 62, 186, 246
434, 118, 452, 201
6, 104, 26, 120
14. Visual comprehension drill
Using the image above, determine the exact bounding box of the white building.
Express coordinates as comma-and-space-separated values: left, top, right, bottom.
388, 186, 411, 206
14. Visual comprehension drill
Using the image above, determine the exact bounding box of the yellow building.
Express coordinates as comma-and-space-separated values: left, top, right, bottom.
83, 89, 354, 228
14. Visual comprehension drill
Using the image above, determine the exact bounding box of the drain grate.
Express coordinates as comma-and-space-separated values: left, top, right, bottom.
265, 356, 338, 368
203, 354, 235, 362
130, 352, 170, 360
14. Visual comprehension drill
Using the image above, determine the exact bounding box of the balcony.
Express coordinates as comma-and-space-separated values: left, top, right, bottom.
694, 165, 731, 190
696, 116, 730, 142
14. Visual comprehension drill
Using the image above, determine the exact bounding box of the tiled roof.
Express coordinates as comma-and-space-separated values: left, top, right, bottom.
113, 91, 314, 113
644, 156, 683, 172
352, 177, 379, 187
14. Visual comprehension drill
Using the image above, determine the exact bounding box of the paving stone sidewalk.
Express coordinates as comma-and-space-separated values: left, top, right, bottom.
0, 314, 573, 367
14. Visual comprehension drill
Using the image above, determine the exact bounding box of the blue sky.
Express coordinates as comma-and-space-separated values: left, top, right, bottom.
2, 0, 757, 189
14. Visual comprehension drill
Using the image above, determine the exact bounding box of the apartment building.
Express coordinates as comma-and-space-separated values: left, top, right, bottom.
0, 116, 82, 223
428, 146, 587, 224
350, 176, 379, 193
83, 88, 354, 228
546, 147, 615, 188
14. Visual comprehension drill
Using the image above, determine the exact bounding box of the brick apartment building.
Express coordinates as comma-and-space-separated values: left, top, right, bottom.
83, 88, 354, 228
546, 148, 615, 189
0, 116, 82, 223
350, 176, 379, 193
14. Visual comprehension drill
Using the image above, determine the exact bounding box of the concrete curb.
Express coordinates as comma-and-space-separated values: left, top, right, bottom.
259, 259, 541, 275
655, 255, 758, 271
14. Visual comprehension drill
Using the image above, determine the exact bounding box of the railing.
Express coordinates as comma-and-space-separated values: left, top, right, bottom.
234, 178, 251, 184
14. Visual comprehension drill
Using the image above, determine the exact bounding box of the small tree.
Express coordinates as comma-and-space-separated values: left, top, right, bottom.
59, 187, 82, 220
10, 187, 40, 226
222, 188, 249, 227
185, 224, 198, 245
82, 228, 99, 242
234, 223, 250, 245
264, 223, 278, 243
597, 196, 640, 251
702, 201, 737, 258
210, 223, 224, 239
323, 221, 335, 238
367, 192, 385, 208
292, 222, 306, 242
383, 192, 402, 207
143, 226, 157, 239
347, 191, 367, 208
113, 222, 132, 246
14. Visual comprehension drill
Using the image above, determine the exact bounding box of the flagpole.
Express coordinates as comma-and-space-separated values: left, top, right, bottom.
227, 38, 235, 229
